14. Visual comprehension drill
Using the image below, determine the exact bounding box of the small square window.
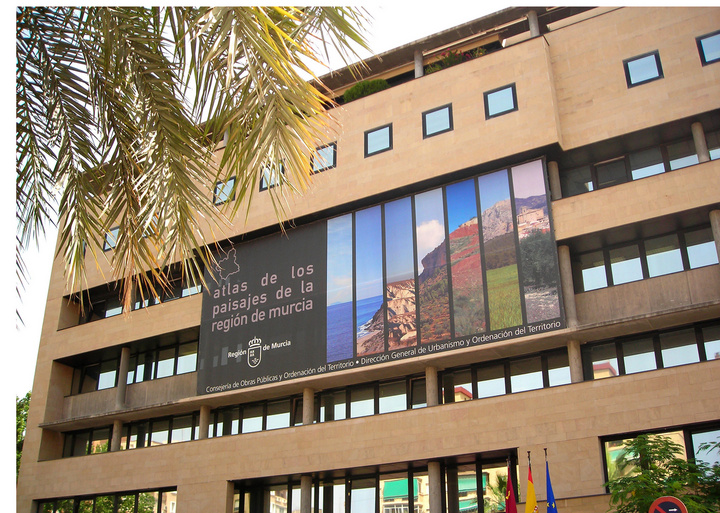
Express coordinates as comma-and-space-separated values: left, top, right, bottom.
213, 177, 236, 205
484, 84, 517, 119
422, 104, 453, 138
312, 143, 337, 173
260, 164, 284, 191
623, 51, 663, 87
697, 30, 720, 65
364, 124, 392, 157
103, 227, 119, 251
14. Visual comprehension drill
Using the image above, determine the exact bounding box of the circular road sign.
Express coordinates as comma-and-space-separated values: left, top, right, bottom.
648, 496, 688, 513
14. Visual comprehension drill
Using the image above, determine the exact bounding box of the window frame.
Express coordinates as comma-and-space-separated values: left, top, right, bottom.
213, 177, 236, 205
103, 226, 120, 251
312, 142, 337, 173
697, 29, 720, 66
623, 50, 664, 88
483, 83, 518, 119
259, 163, 284, 191
364, 123, 393, 158
422, 104, 454, 139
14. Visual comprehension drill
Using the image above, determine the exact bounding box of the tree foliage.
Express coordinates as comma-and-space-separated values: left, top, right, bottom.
606, 434, 720, 513
16, 7, 369, 312
16, 392, 30, 478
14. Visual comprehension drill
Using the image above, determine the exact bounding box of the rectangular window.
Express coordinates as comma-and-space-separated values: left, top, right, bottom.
103, 227, 119, 251
623, 51, 663, 87
588, 343, 619, 379
313, 143, 337, 173
484, 84, 517, 119
667, 140, 699, 170
97, 360, 118, 390
596, 158, 628, 188
171, 415, 194, 443
659, 328, 699, 368
155, 347, 176, 379
578, 250, 608, 291
266, 400, 291, 430
547, 351, 571, 387
509, 357, 543, 393
685, 227, 719, 269
697, 30, 720, 65
560, 166, 594, 196
422, 104, 453, 138
241, 404, 263, 433
176, 341, 198, 374
150, 419, 169, 446
702, 324, 720, 361
350, 385, 375, 418
622, 337, 657, 374
645, 234, 683, 277
379, 381, 406, 414
410, 378, 427, 409
260, 164, 283, 191
629, 147, 665, 180
609, 244, 644, 285
213, 177, 236, 205
365, 124, 393, 157
476, 364, 506, 399
706, 130, 720, 160
320, 390, 347, 421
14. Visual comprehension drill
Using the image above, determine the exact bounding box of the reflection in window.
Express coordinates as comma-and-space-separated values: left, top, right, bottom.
320, 390, 347, 422
702, 325, 720, 361
171, 415, 194, 443
692, 429, 720, 466
214, 177, 236, 205
379, 381, 406, 414
659, 329, 699, 368
645, 234, 683, 277
313, 143, 337, 173
260, 164, 283, 191
351, 478, 376, 513
667, 140, 699, 170
579, 251, 608, 292
350, 386, 375, 418
609, 245, 643, 285
622, 337, 657, 374
266, 400, 291, 430
484, 84, 517, 118
410, 379, 427, 409
242, 404, 263, 433
588, 343, 619, 379
510, 357, 543, 393
629, 147, 665, 179
623, 51, 663, 87
604, 431, 685, 481
686, 228, 719, 269
697, 30, 720, 65
422, 104, 453, 138
365, 124, 392, 157
476, 364, 506, 398
547, 351, 571, 386
596, 159, 627, 188
104, 227, 119, 251
561, 165, 594, 196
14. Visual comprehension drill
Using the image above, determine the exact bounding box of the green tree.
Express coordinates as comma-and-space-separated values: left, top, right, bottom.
16, 392, 30, 478
606, 434, 720, 513
17, 7, 369, 311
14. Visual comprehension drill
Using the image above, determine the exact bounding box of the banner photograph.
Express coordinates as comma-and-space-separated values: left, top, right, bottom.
197, 158, 565, 394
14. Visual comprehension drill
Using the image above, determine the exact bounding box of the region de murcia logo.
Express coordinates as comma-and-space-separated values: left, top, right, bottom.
247, 336, 262, 368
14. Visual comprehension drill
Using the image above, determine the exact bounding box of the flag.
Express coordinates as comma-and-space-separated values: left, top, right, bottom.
506, 460, 518, 513
546, 460, 558, 513
525, 461, 538, 513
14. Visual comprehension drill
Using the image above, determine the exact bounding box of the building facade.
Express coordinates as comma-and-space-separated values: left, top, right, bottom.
17, 7, 720, 513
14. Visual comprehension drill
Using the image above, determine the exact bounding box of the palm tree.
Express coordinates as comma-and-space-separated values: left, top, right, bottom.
16, 7, 369, 312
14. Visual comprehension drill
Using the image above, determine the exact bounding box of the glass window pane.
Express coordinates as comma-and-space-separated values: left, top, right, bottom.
73, 431, 90, 456
510, 357, 543, 393
423, 106, 452, 137
622, 338, 657, 374
95, 496, 115, 513
129, 421, 149, 449
105, 297, 123, 317
645, 234, 684, 277
379, 381, 407, 414
126, 355, 137, 384
445, 369, 473, 402
482, 463, 509, 512
547, 351, 571, 386
626, 53, 661, 85
380, 474, 411, 513
706, 130, 720, 160
609, 244, 643, 285
171, 415, 194, 443
659, 328, 699, 368
177, 342, 198, 374
90, 427, 110, 454
411, 379, 427, 409
629, 147, 665, 180
561, 166, 594, 196
242, 404, 264, 433
214, 177, 235, 204
156, 347, 176, 378
81, 364, 100, 393
104, 227, 119, 250
667, 140, 699, 170
150, 419, 169, 446
606, 432, 684, 481
702, 324, 720, 361
162, 491, 177, 513
351, 477, 377, 513
596, 159, 627, 188
685, 228, 719, 268
455, 465, 478, 513
267, 400, 291, 430
366, 126, 391, 156
320, 390, 347, 422
485, 86, 516, 117
579, 251, 608, 291
692, 429, 720, 467
476, 364, 506, 398
78, 499, 94, 513
699, 32, 720, 64
217, 407, 240, 437
590, 343, 619, 379
350, 386, 375, 418
118, 495, 136, 513
97, 360, 117, 390
314, 144, 336, 172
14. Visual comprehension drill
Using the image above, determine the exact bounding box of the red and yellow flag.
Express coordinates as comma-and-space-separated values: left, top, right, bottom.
525, 464, 538, 513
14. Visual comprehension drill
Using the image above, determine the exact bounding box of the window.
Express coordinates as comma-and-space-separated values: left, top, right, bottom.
697, 30, 720, 65
484, 84, 517, 118
422, 104, 453, 138
103, 227, 119, 251
38, 487, 176, 513
213, 177, 236, 205
667, 140, 699, 170
609, 244, 643, 285
260, 164, 284, 191
313, 143, 337, 173
706, 130, 720, 160
63, 426, 112, 457
365, 124, 393, 157
623, 51, 663, 87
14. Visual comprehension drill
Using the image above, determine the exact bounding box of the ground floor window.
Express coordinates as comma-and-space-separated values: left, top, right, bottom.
234, 452, 517, 513
37, 488, 176, 513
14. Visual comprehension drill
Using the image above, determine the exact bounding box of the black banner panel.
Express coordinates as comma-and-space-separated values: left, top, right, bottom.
198, 158, 566, 394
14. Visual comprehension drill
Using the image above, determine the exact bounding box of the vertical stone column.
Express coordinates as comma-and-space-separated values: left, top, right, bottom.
567, 339, 583, 383
110, 419, 123, 452
710, 210, 720, 262
115, 346, 131, 410
199, 404, 212, 440
428, 461, 442, 513
557, 245, 578, 328
414, 50, 424, 78
303, 388, 315, 425
301, 475, 313, 513
527, 10, 540, 37
425, 366, 439, 407
692, 121, 711, 163
548, 161, 562, 201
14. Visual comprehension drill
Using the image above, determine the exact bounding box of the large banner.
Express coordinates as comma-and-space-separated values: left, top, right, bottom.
197, 158, 565, 394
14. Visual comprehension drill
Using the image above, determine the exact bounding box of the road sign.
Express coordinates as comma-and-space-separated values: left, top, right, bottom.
649, 496, 688, 513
